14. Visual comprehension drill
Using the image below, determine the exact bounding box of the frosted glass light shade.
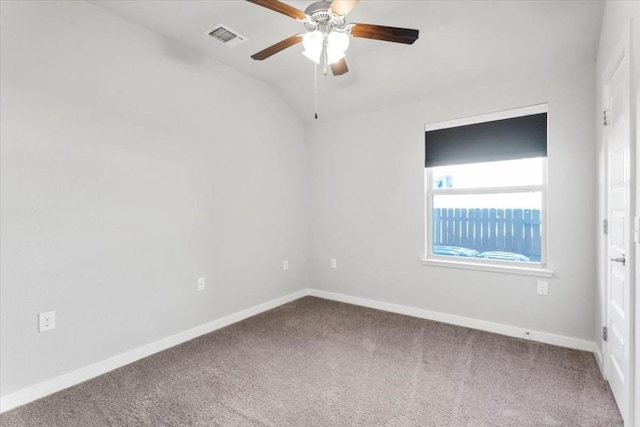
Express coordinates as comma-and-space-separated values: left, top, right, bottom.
326, 49, 345, 64
302, 30, 323, 64
326, 31, 349, 64
328, 31, 349, 53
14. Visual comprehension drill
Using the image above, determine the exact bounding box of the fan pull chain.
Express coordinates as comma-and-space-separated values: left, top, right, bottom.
314, 62, 318, 120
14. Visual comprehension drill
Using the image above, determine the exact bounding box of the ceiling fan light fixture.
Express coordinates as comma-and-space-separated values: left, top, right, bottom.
326, 30, 349, 64
326, 51, 345, 65
303, 49, 322, 64
302, 30, 323, 64
328, 30, 349, 53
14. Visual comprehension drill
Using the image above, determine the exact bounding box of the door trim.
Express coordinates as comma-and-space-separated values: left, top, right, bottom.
601, 22, 636, 426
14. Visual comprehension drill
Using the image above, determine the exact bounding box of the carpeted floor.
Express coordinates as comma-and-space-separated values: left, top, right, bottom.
0, 296, 623, 426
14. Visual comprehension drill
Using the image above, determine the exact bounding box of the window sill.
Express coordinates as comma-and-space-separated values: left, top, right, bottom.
420, 258, 554, 277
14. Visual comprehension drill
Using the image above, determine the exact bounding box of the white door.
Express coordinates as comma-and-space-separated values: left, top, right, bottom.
605, 35, 633, 423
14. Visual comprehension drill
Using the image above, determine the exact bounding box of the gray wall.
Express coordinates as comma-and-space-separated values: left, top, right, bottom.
308, 60, 598, 341
0, 1, 308, 395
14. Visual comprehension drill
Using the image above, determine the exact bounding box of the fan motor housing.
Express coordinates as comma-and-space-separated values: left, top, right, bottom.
305, 2, 331, 20
304, 1, 346, 31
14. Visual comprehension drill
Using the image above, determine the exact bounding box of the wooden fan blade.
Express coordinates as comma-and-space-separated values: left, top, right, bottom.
246, 0, 306, 20
330, 0, 359, 16
330, 58, 349, 76
251, 35, 302, 60
350, 23, 419, 44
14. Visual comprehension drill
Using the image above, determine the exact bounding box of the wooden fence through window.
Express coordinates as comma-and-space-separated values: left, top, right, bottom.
433, 208, 541, 261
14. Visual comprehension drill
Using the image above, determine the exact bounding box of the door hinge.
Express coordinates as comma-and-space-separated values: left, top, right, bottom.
603, 219, 608, 234
603, 326, 608, 342
603, 110, 608, 126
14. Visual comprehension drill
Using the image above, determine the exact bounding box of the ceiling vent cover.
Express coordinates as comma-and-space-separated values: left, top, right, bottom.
206, 24, 248, 48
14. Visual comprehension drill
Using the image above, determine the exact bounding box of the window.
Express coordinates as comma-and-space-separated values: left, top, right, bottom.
422, 105, 552, 276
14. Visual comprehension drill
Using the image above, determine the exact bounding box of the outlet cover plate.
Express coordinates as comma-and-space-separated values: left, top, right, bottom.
537, 280, 549, 296
39, 311, 56, 332
197, 277, 206, 291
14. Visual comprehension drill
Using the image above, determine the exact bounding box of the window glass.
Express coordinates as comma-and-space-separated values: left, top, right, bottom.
432, 192, 542, 263
428, 157, 545, 264
431, 158, 543, 190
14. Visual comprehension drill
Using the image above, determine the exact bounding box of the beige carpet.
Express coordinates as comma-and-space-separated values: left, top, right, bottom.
0, 296, 623, 426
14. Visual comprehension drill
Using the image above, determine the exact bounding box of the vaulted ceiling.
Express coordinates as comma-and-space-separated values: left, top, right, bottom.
92, 1, 604, 124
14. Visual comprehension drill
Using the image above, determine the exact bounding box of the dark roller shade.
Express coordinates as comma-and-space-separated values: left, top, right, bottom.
425, 113, 547, 167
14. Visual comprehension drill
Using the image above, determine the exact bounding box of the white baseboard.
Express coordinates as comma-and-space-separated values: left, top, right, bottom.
308, 289, 597, 353
593, 343, 605, 375
1, 287, 600, 413
0, 288, 310, 414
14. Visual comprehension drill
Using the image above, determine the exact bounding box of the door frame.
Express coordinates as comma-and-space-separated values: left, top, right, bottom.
601, 22, 636, 426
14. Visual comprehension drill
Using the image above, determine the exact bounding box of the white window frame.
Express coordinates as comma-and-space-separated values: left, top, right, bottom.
421, 104, 554, 277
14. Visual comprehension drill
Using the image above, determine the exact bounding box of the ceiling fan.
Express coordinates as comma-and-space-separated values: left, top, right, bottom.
246, 0, 419, 76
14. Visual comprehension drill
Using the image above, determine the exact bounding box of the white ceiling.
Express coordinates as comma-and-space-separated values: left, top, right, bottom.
91, 0, 604, 124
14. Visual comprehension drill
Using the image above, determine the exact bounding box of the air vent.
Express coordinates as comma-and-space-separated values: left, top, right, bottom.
206, 24, 247, 48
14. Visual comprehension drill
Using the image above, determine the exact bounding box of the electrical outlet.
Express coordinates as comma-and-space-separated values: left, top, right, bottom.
537, 280, 549, 296
38, 311, 55, 332
283, 260, 289, 271
331, 258, 337, 269
197, 277, 206, 291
